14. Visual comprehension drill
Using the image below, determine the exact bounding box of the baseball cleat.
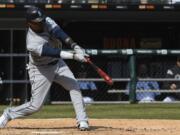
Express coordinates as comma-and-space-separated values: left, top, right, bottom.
78, 121, 89, 131
0, 114, 9, 128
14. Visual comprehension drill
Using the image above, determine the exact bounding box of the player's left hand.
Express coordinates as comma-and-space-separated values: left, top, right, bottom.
74, 45, 89, 57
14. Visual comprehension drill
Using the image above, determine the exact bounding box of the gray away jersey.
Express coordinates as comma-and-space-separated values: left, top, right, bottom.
26, 17, 62, 66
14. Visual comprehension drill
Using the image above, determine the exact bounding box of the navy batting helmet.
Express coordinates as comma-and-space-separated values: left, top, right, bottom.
26, 6, 45, 22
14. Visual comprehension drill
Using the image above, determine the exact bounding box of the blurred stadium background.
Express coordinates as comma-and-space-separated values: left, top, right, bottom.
0, 0, 180, 105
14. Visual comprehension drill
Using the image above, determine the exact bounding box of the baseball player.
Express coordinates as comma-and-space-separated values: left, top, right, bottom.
0, 6, 89, 131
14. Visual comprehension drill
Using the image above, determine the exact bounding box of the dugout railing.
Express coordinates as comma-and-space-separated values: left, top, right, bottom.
1, 48, 180, 104
85, 49, 180, 103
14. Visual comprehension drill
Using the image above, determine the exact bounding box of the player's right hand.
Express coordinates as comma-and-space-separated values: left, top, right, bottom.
74, 45, 89, 57
73, 53, 87, 62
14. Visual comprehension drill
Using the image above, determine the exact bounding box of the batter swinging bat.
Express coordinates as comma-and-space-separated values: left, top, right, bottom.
86, 58, 113, 86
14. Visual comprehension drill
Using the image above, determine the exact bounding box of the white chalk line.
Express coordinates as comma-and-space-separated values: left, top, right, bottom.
32, 131, 64, 134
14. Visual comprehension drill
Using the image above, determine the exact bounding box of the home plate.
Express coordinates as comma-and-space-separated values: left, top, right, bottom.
32, 131, 64, 134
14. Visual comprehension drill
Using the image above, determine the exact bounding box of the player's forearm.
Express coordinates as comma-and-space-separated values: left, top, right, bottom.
41, 45, 61, 58
50, 26, 86, 56
51, 26, 69, 41
64, 37, 78, 48
41, 45, 74, 59
51, 27, 78, 48
60, 51, 73, 59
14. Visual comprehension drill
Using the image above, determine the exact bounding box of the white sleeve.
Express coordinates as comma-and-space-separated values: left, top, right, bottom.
60, 51, 73, 59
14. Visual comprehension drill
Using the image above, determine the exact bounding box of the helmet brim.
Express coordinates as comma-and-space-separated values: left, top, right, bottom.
28, 15, 46, 23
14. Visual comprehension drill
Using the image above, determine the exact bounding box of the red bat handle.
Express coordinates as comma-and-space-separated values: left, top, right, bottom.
86, 58, 113, 86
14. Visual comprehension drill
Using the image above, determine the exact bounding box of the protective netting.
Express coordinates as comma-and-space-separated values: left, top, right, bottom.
49, 55, 180, 103
0, 52, 180, 105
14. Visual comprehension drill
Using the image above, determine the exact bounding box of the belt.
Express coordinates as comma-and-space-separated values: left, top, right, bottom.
47, 60, 59, 65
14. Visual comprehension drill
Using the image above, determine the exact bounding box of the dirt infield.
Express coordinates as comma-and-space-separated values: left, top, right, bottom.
0, 118, 180, 135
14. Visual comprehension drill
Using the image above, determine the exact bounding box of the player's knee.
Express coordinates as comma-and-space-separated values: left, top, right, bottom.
65, 79, 80, 90
32, 105, 42, 112
30, 102, 43, 113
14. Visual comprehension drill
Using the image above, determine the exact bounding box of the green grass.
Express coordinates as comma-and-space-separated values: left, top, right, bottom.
1, 104, 180, 119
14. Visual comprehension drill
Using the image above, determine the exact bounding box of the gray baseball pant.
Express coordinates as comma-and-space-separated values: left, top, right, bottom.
3, 59, 88, 123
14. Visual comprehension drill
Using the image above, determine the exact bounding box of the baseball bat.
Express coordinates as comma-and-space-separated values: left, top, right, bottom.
86, 58, 113, 86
